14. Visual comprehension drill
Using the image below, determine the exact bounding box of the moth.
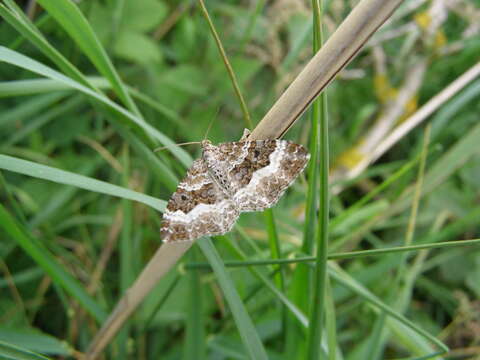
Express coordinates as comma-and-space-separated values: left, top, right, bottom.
160, 130, 310, 242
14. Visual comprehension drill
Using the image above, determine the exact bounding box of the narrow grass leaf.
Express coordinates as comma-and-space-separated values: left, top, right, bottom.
0, 154, 166, 212
307, 1, 330, 358
197, 237, 269, 360
3, 95, 83, 148
324, 278, 337, 360
329, 263, 448, 355
0, 78, 105, 97
0, 77, 185, 133
29, 160, 100, 228
0, 46, 192, 167
263, 209, 284, 290
188, 238, 480, 269
0, 328, 71, 356
431, 79, 480, 139
0, 267, 43, 288
0, 79, 73, 97
221, 238, 309, 328
114, 122, 178, 191
0, 340, 51, 360
35, 0, 140, 115
391, 121, 480, 216
198, 0, 252, 129
184, 248, 205, 360
0, 1, 93, 89
0, 92, 65, 128
0, 205, 106, 322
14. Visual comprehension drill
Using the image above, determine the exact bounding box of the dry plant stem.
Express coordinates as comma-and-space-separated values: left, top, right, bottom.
197, 0, 252, 129
71, 210, 123, 345
359, 59, 427, 155
153, 3, 188, 40
371, 62, 480, 162
404, 124, 430, 248
334, 61, 480, 188
348, 61, 480, 178
85, 241, 193, 360
0, 259, 25, 313
26, 0, 37, 19
78, 136, 123, 173
250, 0, 405, 141
88, 209, 123, 294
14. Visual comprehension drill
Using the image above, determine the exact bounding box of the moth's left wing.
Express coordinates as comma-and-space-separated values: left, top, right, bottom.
161, 159, 239, 243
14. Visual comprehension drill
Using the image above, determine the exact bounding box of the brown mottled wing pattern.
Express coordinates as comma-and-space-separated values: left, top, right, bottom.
201, 140, 252, 193
231, 140, 310, 211
160, 159, 239, 243
161, 138, 309, 243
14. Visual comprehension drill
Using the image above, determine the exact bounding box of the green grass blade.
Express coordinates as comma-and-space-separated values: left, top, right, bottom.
285, 3, 323, 356
0, 78, 185, 132
28, 160, 100, 228
0, 267, 43, 288
220, 238, 309, 328
0, 92, 65, 128
197, 237, 269, 360
307, 0, 330, 358
0, 46, 192, 168
0, 79, 101, 97
263, 209, 284, 290
113, 122, 178, 191
331, 238, 480, 260
329, 263, 448, 355
0, 340, 51, 360
330, 147, 432, 232
431, 79, 480, 139
3, 95, 83, 148
0, 328, 71, 357
0, 204, 106, 322
184, 248, 205, 360
117, 147, 133, 359
34, 0, 140, 115
198, 0, 252, 129
390, 121, 480, 217
0, 79, 72, 97
324, 277, 337, 360
0, 1, 94, 90
188, 238, 480, 268
0, 154, 166, 212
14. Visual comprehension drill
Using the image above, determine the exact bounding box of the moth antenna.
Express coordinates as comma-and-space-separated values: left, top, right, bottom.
154, 141, 201, 152
156, 108, 220, 153
203, 107, 220, 141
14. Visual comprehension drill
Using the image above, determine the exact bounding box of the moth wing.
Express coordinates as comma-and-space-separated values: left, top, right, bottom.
161, 159, 239, 243
231, 140, 310, 212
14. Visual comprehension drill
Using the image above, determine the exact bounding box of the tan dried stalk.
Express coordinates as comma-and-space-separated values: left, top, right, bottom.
332, 0, 480, 188
85, 0, 405, 358
370, 62, 480, 164
85, 242, 193, 359
249, 0, 404, 140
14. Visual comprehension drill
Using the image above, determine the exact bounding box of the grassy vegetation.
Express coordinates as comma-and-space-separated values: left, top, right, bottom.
1, 0, 480, 359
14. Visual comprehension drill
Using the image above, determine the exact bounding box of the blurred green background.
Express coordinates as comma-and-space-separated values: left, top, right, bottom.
0, 0, 479, 359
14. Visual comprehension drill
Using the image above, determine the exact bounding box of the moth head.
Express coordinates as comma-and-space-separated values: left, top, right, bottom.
201, 139, 213, 150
